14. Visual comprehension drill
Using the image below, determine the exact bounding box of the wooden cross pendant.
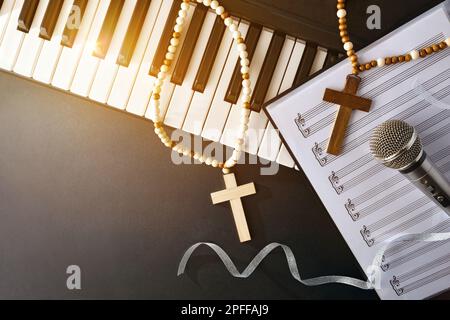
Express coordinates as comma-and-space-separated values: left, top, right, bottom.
323, 74, 372, 155
210, 173, 256, 243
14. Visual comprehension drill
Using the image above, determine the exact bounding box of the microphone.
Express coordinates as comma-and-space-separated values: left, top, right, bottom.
369, 120, 450, 216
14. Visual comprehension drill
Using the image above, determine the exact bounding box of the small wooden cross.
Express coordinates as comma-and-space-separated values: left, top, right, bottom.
210, 173, 256, 243
323, 74, 372, 155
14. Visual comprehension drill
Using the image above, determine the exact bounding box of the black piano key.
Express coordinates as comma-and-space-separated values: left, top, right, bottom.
17, 0, 40, 33
39, 0, 64, 40
149, 0, 182, 77
171, 5, 207, 85
293, 42, 317, 86
61, 0, 89, 48
92, 0, 125, 59
117, 0, 152, 67
224, 23, 262, 104
192, 15, 225, 93
250, 32, 285, 112
323, 50, 341, 69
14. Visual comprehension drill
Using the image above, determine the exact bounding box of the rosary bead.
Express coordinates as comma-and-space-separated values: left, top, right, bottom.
242, 79, 251, 88
405, 54, 411, 62
178, 10, 187, 18
176, 17, 185, 26
410, 50, 419, 60
203, 0, 212, 6
343, 41, 353, 51
174, 25, 183, 33
337, 3, 345, 9
210, 0, 219, 9
385, 58, 391, 65
425, 46, 433, 54
446, 38, 450, 46
398, 55, 405, 63
346, 49, 354, 57
370, 60, 377, 67
377, 57, 385, 67
238, 43, 247, 52
432, 44, 440, 52
240, 58, 250, 67
439, 41, 447, 49
339, 24, 347, 31
337, 9, 347, 18
221, 12, 229, 20
419, 49, 427, 57
173, 32, 181, 39
224, 17, 233, 26
341, 36, 349, 43
358, 65, 365, 72
241, 66, 249, 74
339, 18, 346, 25
392, 56, 398, 64
365, 63, 371, 70
242, 73, 250, 80
216, 6, 225, 15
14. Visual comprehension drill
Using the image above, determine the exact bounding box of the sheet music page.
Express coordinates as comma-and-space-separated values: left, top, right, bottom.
266, 3, 450, 300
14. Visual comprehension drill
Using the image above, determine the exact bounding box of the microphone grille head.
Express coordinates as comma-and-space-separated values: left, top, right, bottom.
369, 120, 423, 170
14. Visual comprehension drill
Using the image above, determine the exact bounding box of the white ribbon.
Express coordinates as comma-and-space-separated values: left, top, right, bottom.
178, 232, 450, 291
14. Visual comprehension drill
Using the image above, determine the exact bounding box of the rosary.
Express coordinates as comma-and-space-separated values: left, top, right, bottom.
324, 0, 450, 155
149, 0, 450, 242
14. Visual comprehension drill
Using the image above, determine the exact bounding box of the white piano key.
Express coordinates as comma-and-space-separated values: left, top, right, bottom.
13, 0, 50, 77
0, 0, 26, 71
258, 39, 305, 161
107, 0, 162, 110
273, 43, 326, 168
145, 3, 195, 121
0, 0, 15, 45
88, 0, 137, 103
182, 19, 234, 136
125, 0, 173, 116
309, 46, 327, 75
220, 28, 273, 149
52, 0, 100, 90
164, 11, 216, 129
277, 144, 295, 168
244, 36, 295, 155
33, 0, 75, 84
201, 21, 249, 142
70, 0, 110, 97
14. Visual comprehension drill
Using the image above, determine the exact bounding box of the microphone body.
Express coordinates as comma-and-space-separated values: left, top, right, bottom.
370, 120, 450, 216
401, 152, 450, 214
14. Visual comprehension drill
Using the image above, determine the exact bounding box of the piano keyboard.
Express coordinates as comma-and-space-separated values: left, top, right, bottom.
0, 0, 341, 168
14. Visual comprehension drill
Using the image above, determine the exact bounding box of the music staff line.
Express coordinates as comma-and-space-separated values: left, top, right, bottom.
311, 71, 450, 166
298, 46, 449, 139
335, 107, 450, 195
296, 34, 445, 124
383, 220, 450, 260
346, 156, 450, 222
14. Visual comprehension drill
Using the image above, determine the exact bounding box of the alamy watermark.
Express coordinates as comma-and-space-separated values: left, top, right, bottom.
66, 265, 82, 290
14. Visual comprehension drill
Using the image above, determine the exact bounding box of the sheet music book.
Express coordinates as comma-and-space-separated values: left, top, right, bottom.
265, 2, 450, 300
